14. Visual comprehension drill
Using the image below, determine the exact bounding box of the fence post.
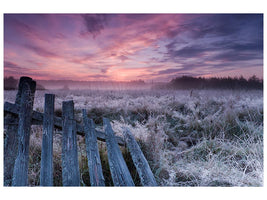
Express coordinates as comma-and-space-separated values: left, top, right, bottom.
103, 118, 134, 186
4, 77, 35, 186
40, 94, 55, 186
82, 109, 105, 186
62, 100, 80, 186
12, 78, 36, 186
123, 128, 157, 186
4, 114, 18, 186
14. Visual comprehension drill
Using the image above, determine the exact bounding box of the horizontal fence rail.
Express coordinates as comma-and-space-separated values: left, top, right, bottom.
4, 76, 157, 187
4, 102, 125, 145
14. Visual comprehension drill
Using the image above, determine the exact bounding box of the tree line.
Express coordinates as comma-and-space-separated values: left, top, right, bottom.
4, 75, 263, 90
154, 75, 263, 90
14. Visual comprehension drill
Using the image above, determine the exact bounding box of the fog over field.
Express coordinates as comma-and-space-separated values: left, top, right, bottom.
4, 89, 263, 186
3, 13, 263, 187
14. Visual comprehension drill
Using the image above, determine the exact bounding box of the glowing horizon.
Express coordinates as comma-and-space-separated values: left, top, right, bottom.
4, 14, 263, 82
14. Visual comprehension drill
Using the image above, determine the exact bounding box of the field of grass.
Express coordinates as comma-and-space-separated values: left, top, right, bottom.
4, 89, 263, 186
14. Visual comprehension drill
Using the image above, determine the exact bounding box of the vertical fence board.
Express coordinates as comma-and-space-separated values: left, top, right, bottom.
40, 94, 55, 186
62, 100, 80, 186
103, 118, 134, 186
4, 115, 18, 186
123, 128, 157, 186
4, 77, 35, 186
12, 78, 36, 186
82, 109, 105, 186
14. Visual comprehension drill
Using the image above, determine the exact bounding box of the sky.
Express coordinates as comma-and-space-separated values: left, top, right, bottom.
4, 14, 263, 82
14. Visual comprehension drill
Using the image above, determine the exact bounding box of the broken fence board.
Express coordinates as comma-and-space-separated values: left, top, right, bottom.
40, 94, 55, 186
83, 109, 105, 186
62, 100, 80, 186
12, 78, 36, 186
103, 118, 134, 186
123, 128, 157, 186
4, 102, 125, 145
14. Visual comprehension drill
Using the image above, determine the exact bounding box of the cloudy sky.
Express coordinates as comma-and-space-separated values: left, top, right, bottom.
4, 14, 263, 82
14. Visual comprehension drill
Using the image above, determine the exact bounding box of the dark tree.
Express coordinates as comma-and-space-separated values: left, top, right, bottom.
153, 75, 263, 90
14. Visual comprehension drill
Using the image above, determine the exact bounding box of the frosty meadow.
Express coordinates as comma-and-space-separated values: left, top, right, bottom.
3, 13, 263, 187
4, 83, 263, 186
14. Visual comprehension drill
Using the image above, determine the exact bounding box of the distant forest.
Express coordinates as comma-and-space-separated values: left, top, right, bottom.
4, 75, 263, 90
154, 75, 263, 90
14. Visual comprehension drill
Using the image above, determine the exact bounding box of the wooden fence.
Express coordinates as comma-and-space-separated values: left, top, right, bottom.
4, 76, 157, 187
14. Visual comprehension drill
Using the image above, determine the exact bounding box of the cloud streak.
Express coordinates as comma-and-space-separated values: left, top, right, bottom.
24, 44, 60, 58
4, 14, 263, 81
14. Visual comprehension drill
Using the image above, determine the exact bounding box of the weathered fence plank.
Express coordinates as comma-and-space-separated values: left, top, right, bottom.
12, 78, 36, 186
83, 109, 105, 186
4, 76, 157, 187
4, 102, 125, 145
62, 100, 80, 186
103, 118, 134, 186
4, 114, 19, 186
4, 77, 36, 186
123, 128, 157, 186
40, 94, 55, 186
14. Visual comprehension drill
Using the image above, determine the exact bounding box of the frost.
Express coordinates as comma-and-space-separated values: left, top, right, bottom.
4, 89, 263, 186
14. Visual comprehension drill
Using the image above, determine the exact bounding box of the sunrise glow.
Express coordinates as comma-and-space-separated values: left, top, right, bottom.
4, 14, 263, 82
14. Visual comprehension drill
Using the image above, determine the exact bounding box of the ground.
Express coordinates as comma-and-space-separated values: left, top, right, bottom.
4, 89, 263, 186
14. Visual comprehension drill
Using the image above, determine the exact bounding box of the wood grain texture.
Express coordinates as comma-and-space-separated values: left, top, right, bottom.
83, 109, 105, 186
103, 118, 134, 186
5, 77, 36, 186
123, 128, 157, 186
61, 100, 80, 186
40, 94, 55, 186
12, 78, 36, 186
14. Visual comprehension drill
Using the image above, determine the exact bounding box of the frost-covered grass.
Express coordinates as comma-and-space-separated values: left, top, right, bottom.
4, 89, 263, 186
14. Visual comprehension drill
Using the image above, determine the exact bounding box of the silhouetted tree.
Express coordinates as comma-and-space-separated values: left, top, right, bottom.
156, 75, 263, 90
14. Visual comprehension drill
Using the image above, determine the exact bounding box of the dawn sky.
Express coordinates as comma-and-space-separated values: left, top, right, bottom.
4, 14, 263, 82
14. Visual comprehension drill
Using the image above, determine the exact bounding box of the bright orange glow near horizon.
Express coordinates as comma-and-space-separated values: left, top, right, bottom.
4, 14, 263, 82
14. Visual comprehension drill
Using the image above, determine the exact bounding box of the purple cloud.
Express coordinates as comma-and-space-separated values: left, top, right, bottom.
24, 44, 59, 58
4, 14, 264, 81
80, 14, 108, 38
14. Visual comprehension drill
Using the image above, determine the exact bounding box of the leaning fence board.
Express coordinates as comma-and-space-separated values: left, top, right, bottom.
83, 109, 105, 186
4, 102, 125, 146
40, 94, 55, 186
12, 78, 36, 186
62, 100, 80, 186
123, 128, 157, 186
103, 118, 134, 186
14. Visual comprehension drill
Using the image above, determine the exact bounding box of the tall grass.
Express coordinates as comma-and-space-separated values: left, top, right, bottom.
4, 89, 263, 186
